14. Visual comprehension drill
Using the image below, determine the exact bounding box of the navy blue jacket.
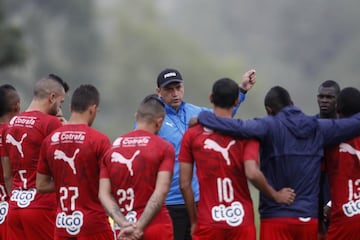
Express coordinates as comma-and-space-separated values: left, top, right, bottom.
198, 106, 360, 219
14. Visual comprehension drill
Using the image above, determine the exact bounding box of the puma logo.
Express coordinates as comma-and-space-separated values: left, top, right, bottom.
111, 150, 140, 176
165, 122, 174, 127
204, 139, 235, 166
339, 143, 360, 161
54, 149, 80, 175
6, 133, 27, 158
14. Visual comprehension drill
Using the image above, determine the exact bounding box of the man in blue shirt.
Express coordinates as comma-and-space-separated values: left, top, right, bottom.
197, 85, 360, 240
156, 68, 256, 240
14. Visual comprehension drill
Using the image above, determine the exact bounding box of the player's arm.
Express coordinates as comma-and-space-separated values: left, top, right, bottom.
179, 162, 197, 230
1, 156, 12, 193
98, 178, 130, 228
198, 111, 267, 140
136, 170, 172, 232
232, 69, 256, 116
244, 160, 295, 205
36, 173, 55, 193
319, 112, 360, 146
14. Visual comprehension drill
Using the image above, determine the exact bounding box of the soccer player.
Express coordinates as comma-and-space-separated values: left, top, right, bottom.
317, 80, 340, 119
179, 78, 295, 239
324, 87, 360, 239
0, 84, 20, 239
99, 94, 175, 240
156, 68, 256, 240
2, 74, 68, 240
316, 80, 340, 239
36, 84, 113, 239
197, 85, 360, 240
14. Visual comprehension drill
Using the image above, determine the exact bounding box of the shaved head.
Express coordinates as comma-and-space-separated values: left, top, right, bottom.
32, 74, 68, 115
137, 94, 165, 123
33, 74, 67, 100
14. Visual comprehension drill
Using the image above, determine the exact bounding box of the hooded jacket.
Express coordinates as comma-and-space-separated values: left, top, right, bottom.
198, 106, 360, 218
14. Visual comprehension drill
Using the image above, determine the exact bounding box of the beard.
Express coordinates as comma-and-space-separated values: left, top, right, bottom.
49, 103, 59, 116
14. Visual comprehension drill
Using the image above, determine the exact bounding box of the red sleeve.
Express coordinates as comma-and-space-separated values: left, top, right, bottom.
159, 141, 175, 173
1, 125, 9, 158
178, 130, 194, 164
96, 133, 111, 165
99, 150, 111, 179
243, 139, 260, 163
37, 137, 52, 176
0, 125, 5, 158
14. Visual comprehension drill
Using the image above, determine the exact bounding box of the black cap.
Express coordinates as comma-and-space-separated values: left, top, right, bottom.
157, 68, 184, 88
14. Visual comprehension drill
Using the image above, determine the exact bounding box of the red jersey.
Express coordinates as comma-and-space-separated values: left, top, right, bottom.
100, 129, 175, 226
37, 124, 112, 237
325, 137, 360, 226
0, 123, 9, 202
179, 125, 260, 228
2, 111, 61, 210
0, 123, 9, 231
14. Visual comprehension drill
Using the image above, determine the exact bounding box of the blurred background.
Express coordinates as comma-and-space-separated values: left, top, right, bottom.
1, 0, 360, 137
1, 0, 360, 236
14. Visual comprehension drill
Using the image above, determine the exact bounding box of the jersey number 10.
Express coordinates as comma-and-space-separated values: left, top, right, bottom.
217, 177, 234, 203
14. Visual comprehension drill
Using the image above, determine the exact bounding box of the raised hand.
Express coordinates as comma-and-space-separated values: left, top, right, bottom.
239, 69, 256, 91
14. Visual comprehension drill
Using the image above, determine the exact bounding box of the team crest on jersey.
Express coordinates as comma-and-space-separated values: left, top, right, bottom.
56, 211, 84, 235
204, 139, 235, 166
211, 201, 245, 227
0, 201, 9, 224
11, 189, 36, 208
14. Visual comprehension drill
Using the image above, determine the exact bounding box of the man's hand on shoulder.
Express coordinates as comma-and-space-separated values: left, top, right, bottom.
188, 117, 198, 128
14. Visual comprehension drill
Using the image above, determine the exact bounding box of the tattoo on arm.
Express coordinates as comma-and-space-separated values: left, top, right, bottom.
137, 193, 162, 230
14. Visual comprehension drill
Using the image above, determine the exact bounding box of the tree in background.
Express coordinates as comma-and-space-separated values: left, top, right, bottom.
0, 1, 25, 68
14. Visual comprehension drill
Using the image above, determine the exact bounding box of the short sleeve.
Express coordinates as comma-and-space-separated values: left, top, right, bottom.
159, 142, 175, 173
99, 150, 111, 179
243, 139, 260, 163
37, 137, 52, 176
178, 130, 194, 164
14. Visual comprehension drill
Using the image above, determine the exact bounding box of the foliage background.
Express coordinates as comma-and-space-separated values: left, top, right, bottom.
1, 0, 360, 236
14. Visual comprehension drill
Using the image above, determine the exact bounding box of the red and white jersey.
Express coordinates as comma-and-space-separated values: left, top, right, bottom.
2, 111, 61, 210
0, 123, 10, 227
179, 124, 260, 228
100, 129, 175, 225
38, 124, 112, 237
325, 136, 360, 226
0, 123, 9, 202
